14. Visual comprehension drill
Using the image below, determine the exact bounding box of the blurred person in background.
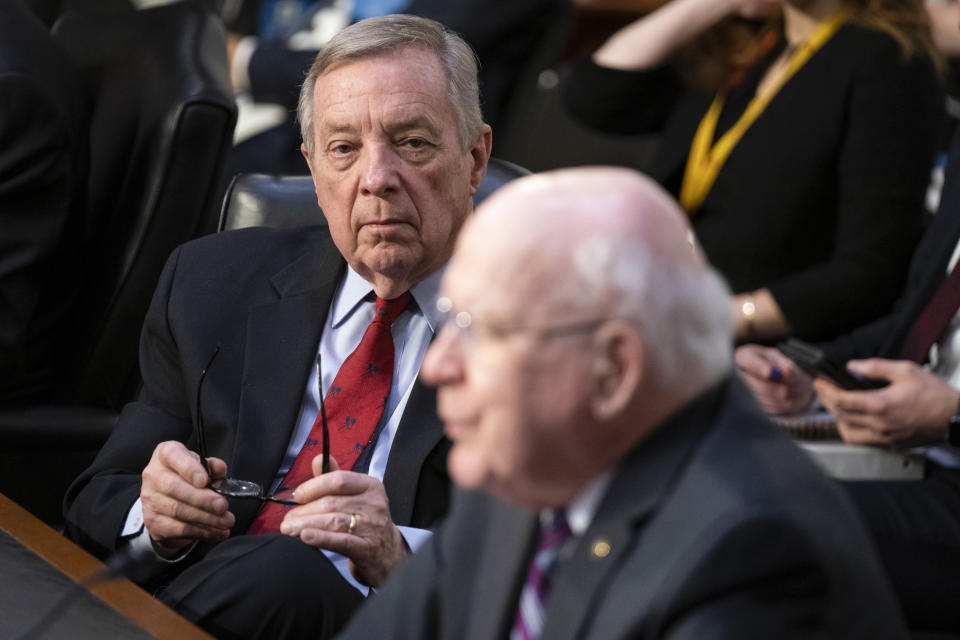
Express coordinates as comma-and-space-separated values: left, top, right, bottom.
735, 3, 960, 632
221, 0, 565, 182
0, 0, 88, 404
562, 0, 944, 345
738, 117, 960, 632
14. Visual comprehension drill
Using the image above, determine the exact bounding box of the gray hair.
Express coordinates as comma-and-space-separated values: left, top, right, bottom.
297, 14, 483, 153
569, 230, 733, 394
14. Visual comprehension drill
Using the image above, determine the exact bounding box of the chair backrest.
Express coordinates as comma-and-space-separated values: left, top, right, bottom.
218, 157, 531, 231
52, 1, 237, 408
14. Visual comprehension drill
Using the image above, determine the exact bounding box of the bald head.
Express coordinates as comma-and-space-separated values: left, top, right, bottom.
452, 167, 732, 394
459, 167, 702, 313
471, 166, 692, 245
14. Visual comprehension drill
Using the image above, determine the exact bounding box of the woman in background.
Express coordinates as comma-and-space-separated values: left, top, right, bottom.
563, 0, 944, 344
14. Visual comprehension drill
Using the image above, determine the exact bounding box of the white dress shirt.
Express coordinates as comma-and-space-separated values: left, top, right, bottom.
123, 264, 444, 595
563, 472, 613, 537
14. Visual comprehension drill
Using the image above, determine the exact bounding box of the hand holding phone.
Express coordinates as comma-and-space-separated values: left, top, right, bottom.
776, 338, 887, 391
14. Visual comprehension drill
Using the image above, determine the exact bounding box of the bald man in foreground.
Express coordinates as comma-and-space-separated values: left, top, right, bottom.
336, 168, 908, 639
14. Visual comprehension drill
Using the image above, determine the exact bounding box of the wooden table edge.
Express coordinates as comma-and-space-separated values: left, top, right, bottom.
0, 493, 212, 640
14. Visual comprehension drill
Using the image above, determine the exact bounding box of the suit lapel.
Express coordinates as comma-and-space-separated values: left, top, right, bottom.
382, 378, 445, 525
541, 475, 661, 640
464, 504, 539, 640
232, 240, 345, 513
541, 381, 727, 640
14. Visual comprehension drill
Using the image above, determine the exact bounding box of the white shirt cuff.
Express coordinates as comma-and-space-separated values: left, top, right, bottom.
121, 498, 194, 563
396, 525, 432, 554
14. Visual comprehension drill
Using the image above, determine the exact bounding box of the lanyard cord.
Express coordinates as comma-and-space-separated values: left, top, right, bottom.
679, 10, 848, 214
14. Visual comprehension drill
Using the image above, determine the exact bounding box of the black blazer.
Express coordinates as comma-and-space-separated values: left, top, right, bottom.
563, 25, 943, 341
64, 226, 449, 557
825, 126, 960, 362
338, 379, 908, 639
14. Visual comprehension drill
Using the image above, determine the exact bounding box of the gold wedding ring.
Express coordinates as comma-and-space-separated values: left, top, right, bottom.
348, 513, 358, 535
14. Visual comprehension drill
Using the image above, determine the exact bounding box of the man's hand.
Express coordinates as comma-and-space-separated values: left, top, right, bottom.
735, 344, 815, 415
814, 358, 960, 449
280, 456, 406, 588
140, 441, 235, 557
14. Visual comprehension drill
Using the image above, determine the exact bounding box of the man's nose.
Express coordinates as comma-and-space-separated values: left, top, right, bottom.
421, 325, 465, 387
359, 144, 399, 197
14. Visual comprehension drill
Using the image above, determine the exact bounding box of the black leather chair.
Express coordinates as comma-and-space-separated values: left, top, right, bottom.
54, 1, 237, 409
0, 1, 236, 526
218, 157, 531, 231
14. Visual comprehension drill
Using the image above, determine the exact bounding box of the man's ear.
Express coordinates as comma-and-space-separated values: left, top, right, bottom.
468, 124, 493, 196
301, 142, 317, 176
589, 321, 643, 421
301, 142, 323, 205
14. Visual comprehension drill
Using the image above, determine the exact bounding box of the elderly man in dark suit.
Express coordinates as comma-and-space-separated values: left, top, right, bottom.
64, 14, 491, 639
337, 167, 907, 640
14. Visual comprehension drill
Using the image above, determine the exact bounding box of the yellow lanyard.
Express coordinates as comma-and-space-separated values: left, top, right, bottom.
679, 10, 848, 213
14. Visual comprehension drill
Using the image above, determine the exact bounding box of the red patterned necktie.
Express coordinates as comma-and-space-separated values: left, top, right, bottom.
249, 292, 412, 534
510, 510, 572, 640
901, 263, 960, 363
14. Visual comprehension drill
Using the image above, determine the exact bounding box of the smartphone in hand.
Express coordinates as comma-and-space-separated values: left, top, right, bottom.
776, 338, 887, 391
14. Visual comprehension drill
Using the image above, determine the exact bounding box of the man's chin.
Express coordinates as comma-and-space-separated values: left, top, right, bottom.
351, 251, 423, 295
358, 226, 419, 259
447, 445, 492, 491
447, 448, 538, 509
359, 246, 421, 277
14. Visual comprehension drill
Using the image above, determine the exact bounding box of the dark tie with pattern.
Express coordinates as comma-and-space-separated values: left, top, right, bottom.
901, 264, 960, 364
510, 510, 572, 640
249, 292, 412, 534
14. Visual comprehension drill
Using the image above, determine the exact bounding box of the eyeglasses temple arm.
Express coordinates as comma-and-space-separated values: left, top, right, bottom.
195, 345, 221, 479
317, 354, 330, 475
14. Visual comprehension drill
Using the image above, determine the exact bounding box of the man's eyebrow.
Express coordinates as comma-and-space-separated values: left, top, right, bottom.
318, 122, 357, 137
386, 116, 440, 135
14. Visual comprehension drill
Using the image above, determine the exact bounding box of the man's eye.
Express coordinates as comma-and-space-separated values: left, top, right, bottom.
403, 138, 429, 149
473, 324, 508, 341
331, 144, 354, 155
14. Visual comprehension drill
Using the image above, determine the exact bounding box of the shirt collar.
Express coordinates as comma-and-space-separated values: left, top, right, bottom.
410, 266, 445, 332
557, 471, 614, 537
330, 264, 446, 332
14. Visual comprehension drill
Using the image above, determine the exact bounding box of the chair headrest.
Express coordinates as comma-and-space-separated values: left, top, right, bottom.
220, 175, 320, 231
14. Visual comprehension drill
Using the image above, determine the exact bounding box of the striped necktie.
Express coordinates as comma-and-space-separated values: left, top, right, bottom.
510, 510, 572, 640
